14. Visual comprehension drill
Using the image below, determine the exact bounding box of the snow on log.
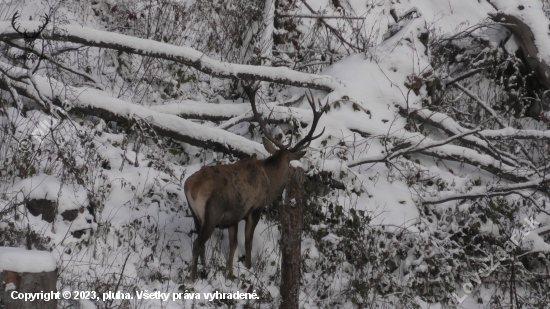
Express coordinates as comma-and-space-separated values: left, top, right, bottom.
0, 65, 269, 159
150, 101, 311, 127
422, 174, 550, 205
0, 247, 57, 309
347, 128, 532, 185
149, 101, 251, 121
0, 247, 56, 273
489, 4, 550, 90
401, 107, 521, 167
0, 22, 342, 92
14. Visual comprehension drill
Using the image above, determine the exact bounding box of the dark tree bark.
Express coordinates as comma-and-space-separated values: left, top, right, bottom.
280, 166, 305, 309
489, 12, 550, 90
0, 269, 57, 309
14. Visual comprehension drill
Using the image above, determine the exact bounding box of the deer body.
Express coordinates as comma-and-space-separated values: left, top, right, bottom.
185, 144, 304, 281
185, 83, 327, 281
186, 154, 288, 228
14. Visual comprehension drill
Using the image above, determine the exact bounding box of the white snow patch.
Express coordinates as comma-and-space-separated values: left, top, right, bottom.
0, 247, 56, 272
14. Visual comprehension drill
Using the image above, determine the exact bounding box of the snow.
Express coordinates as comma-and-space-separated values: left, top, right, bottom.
0, 247, 56, 273
3, 69, 270, 158
391, 0, 495, 34
149, 101, 250, 119
0, 21, 344, 93
0, 0, 549, 308
11, 174, 88, 212
491, 0, 550, 65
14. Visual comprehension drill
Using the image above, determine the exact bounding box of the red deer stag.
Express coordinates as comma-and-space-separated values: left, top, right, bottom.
184, 82, 328, 281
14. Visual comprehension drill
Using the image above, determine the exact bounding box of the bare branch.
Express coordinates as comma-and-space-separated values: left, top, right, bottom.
2, 39, 103, 89
454, 83, 507, 128
299, 0, 365, 52
444, 68, 484, 86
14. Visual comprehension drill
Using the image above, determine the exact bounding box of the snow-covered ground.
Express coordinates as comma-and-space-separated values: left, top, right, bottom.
0, 0, 549, 308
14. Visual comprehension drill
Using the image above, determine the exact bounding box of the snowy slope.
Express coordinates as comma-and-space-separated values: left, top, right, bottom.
0, 0, 549, 309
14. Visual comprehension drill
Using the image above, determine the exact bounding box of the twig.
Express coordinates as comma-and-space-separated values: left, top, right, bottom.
455, 83, 506, 128
299, 0, 365, 52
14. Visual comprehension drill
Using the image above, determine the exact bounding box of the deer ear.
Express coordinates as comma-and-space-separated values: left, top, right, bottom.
262, 137, 278, 155
287, 151, 306, 162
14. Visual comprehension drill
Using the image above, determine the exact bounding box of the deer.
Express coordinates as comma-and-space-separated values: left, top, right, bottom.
184, 81, 328, 281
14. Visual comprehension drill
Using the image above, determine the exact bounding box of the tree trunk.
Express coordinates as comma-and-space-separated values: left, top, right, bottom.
0, 270, 57, 309
280, 166, 305, 309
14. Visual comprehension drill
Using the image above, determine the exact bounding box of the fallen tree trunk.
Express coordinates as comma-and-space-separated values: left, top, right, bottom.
0, 72, 268, 159
489, 12, 550, 90
1, 271, 58, 309
0, 247, 57, 309
0, 22, 341, 93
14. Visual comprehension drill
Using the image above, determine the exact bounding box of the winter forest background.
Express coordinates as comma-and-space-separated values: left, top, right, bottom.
0, 0, 550, 308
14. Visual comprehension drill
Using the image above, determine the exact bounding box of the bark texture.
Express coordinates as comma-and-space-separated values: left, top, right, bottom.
280, 166, 304, 309
489, 12, 550, 90
0, 269, 57, 309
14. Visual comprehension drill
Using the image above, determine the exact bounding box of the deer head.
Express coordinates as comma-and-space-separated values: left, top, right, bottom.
184, 81, 328, 281
242, 80, 328, 157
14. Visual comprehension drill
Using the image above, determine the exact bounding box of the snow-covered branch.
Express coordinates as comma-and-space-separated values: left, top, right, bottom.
422, 175, 550, 205
0, 62, 268, 159
402, 107, 522, 167
348, 128, 482, 166
0, 22, 342, 92
479, 128, 550, 141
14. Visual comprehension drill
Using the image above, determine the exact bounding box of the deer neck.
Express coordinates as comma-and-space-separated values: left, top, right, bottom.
262, 152, 290, 201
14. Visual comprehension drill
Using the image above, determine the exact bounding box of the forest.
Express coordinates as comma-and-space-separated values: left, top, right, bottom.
0, 0, 549, 308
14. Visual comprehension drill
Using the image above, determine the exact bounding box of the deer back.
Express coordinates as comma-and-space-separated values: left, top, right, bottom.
184, 152, 290, 227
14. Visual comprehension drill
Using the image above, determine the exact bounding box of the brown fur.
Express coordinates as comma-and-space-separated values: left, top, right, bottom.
184, 139, 305, 281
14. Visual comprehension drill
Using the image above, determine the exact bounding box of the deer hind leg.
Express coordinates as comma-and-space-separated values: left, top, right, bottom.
190, 212, 206, 264
190, 199, 220, 281
244, 208, 262, 269
226, 224, 238, 277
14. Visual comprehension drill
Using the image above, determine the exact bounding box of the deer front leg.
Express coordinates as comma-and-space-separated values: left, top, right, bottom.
244, 209, 262, 269
226, 224, 238, 277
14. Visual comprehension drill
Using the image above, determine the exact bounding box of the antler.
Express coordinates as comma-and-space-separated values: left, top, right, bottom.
243, 83, 328, 152
242, 80, 291, 149
11, 11, 50, 40
288, 90, 329, 152
11, 11, 23, 36
32, 13, 50, 40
